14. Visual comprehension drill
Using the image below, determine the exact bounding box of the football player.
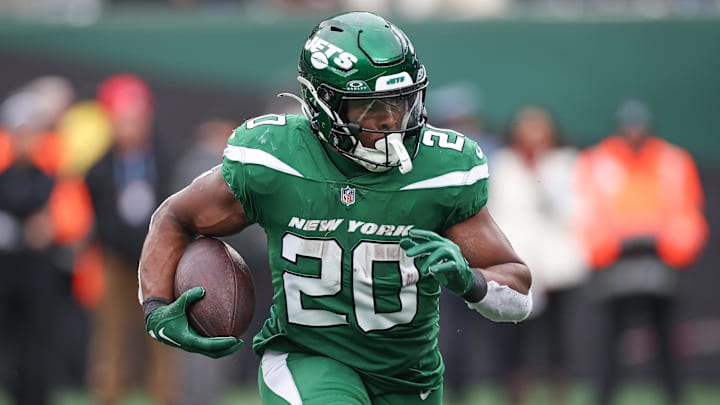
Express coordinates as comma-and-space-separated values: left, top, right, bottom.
139, 11, 532, 405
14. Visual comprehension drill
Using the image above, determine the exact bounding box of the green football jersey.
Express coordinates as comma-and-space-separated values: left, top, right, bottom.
222, 114, 488, 394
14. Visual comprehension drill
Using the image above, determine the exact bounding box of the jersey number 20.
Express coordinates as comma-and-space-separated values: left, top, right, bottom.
282, 233, 420, 333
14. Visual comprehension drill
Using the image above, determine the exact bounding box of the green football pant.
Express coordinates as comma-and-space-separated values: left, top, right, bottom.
258, 350, 443, 405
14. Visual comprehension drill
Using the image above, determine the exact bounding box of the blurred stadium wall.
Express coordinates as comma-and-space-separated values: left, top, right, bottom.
1, 4, 718, 382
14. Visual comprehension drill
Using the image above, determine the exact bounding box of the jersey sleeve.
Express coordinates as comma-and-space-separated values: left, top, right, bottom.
443, 140, 489, 229
221, 123, 258, 223
399, 126, 490, 232
414, 125, 489, 230
221, 113, 306, 225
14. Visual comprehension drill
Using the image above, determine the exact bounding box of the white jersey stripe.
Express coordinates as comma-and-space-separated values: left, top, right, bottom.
261, 351, 303, 405
224, 145, 304, 178
400, 163, 489, 190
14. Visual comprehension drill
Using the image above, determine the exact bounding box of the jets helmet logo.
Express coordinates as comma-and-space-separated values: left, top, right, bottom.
305, 36, 358, 71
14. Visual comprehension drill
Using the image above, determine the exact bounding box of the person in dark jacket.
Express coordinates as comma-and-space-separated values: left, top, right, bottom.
85, 74, 179, 405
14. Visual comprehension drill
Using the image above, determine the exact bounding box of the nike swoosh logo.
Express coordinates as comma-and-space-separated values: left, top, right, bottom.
158, 327, 182, 347
420, 390, 432, 400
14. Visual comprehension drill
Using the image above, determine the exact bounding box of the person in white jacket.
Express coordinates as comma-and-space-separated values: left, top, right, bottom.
488, 106, 588, 404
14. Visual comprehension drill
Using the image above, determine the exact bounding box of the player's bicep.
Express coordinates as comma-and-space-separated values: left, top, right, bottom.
168, 166, 250, 236
444, 206, 519, 266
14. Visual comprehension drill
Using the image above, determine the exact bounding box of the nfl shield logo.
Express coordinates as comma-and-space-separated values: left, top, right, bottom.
341, 186, 356, 206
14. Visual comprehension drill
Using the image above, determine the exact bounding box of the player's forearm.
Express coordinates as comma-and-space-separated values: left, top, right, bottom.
464, 263, 532, 322
139, 168, 251, 305
138, 200, 195, 304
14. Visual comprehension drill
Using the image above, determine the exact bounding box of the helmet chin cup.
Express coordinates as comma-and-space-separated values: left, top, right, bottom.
372, 133, 412, 174
355, 132, 413, 174
351, 143, 393, 173
382, 133, 413, 174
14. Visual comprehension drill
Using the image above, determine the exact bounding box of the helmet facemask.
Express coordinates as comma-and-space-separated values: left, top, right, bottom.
334, 86, 425, 173
292, 75, 426, 174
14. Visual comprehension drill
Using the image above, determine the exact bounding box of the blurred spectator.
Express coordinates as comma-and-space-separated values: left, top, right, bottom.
574, 100, 709, 405
19, 77, 111, 391
0, 0, 103, 25
85, 73, 180, 405
426, 81, 501, 160
57, 100, 113, 178
25, 76, 97, 392
0, 76, 93, 404
488, 106, 587, 404
23, 76, 76, 130
0, 88, 57, 405
170, 118, 237, 190
340, 0, 509, 19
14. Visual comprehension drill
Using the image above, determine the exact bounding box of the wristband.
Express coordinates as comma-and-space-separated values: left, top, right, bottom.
461, 268, 488, 303
143, 296, 171, 322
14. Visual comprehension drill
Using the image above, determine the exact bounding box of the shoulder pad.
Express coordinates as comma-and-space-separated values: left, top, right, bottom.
417, 124, 487, 167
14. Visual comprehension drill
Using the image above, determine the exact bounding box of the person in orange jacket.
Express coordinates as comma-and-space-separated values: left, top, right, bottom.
0, 80, 94, 405
574, 100, 708, 405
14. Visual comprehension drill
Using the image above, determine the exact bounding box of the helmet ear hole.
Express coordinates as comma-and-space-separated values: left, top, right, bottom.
318, 88, 333, 103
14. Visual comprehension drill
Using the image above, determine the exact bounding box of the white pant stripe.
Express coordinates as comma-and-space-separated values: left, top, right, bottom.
261, 351, 303, 405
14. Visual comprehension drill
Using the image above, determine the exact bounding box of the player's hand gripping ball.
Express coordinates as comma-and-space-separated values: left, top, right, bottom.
145, 237, 255, 358
145, 287, 243, 358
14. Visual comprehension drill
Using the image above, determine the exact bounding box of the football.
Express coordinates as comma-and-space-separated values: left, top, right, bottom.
174, 236, 255, 339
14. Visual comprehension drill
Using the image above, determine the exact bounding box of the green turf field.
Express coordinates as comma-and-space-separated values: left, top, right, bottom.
2, 381, 720, 405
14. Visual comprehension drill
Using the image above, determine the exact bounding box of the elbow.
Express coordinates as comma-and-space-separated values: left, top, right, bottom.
518, 263, 532, 295
149, 195, 176, 227
146, 196, 193, 238
511, 292, 533, 322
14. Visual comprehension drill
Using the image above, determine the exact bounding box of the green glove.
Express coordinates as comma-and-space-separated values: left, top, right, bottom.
145, 287, 243, 358
400, 229, 474, 296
